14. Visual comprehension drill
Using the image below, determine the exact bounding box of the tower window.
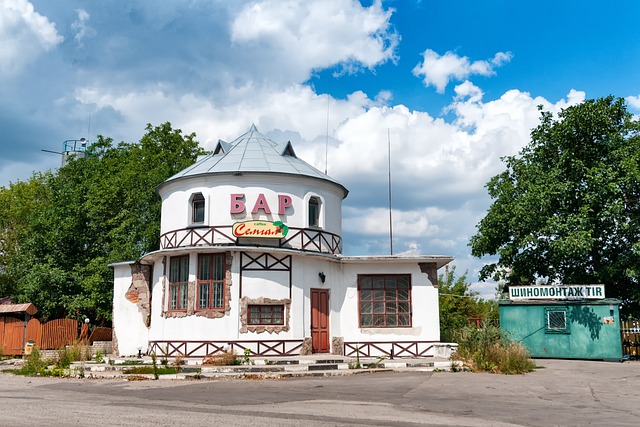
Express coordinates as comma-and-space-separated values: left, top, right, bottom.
308, 196, 320, 227
192, 193, 205, 223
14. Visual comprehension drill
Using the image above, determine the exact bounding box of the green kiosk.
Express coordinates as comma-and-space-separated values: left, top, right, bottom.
499, 285, 622, 361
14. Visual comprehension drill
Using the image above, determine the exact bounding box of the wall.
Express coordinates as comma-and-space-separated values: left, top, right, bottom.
111, 262, 149, 356
499, 300, 623, 360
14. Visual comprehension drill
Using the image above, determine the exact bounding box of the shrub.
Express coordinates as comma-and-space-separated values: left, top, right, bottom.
454, 324, 536, 374
202, 349, 240, 366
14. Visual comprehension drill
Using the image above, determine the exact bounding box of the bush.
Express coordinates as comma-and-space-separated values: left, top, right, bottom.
203, 349, 240, 366
454, 324, 536, 374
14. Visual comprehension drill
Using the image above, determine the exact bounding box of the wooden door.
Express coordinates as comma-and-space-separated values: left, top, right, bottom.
0, 316, 26, 355
311, 289, 330, 353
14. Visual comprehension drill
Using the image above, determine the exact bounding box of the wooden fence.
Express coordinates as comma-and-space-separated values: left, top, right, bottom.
621, 319, 640, 359
1, 316, 111, 356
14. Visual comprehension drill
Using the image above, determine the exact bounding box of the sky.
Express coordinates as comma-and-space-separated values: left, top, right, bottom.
2, 0, 640, 299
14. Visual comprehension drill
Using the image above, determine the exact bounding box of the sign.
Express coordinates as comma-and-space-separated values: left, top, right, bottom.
232, 221, 288, 238
509, 285, 605, 301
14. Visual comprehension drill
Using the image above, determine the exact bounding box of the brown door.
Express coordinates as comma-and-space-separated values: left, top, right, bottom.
311, 289, 330, 353
0, 316, 26, 356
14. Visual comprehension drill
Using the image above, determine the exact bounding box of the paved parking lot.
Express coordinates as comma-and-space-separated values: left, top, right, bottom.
1, 359, 639, 426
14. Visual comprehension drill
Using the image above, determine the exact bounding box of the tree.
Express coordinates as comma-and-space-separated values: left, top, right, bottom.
470, 96, 640, 317
438, 267, 497, 342
0, 122, 205, 322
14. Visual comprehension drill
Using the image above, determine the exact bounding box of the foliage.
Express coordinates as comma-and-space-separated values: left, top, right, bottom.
123, 365, 177, 375
438, 267, 498, 342
470, 97, 640, 316
14, 347, 49, 375
202, 350, 241, 366
0, 123, 205, 322
453, 324, 536, 374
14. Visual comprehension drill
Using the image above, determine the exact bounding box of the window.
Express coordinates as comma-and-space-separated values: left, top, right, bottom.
169, 255, 189, 310
308, 196, 320, 227
358, 274, 411, 327
248, 305, 284, 325
545, 307, 570, 334
192, 193, 205, 223
197, 254, 225, 310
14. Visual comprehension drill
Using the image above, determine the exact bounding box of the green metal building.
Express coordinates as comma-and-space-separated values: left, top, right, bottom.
499, 285, 622, 361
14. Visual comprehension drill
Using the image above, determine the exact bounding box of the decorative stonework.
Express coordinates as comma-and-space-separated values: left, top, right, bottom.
300, 337, 313, 355
239, 296, 291, 333
419, 262, 438, 288
162, 252, 233, 319
126, 263, 152, 327
331, 337, 344, 355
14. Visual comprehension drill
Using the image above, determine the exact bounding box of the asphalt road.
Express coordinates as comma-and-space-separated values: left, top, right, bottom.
1, 359, 639, 426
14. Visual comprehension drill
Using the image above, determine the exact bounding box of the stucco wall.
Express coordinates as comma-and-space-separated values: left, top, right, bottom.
112, 263, 149, 356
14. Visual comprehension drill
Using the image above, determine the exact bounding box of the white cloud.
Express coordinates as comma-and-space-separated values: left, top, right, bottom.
412, 49, 512, 93
627, 95, 640, 110
0, 0, 63, 75
71, 9, 95, 47
230, 0, 398, 80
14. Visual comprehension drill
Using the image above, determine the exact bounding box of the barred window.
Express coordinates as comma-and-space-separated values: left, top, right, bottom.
169, 255, 189, 310
197, 254, 225, 310
545, 307, 570, 334
358, 274, 411, 328
248, 305, 284, 325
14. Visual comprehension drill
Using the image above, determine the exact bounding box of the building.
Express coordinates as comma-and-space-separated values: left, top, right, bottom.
111, 125, 453, 359
499, 284, 623, 361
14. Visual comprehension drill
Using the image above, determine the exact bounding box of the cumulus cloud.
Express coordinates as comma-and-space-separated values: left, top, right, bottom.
412, 49, 512, 93
0, 0, 63, 75
627, 95, 640, 110
230, 0, 398, 80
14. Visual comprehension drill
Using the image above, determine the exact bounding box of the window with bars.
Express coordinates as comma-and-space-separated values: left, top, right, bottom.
168, 255, 189, 310
358, 274, 411, 328
192, 193, 205, 223
545, 307, 570, 334
197, 254, 225, 310
248, 305, 284, 325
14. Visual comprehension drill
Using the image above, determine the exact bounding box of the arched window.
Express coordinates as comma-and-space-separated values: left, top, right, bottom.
192, 193, 205, 223
308, 196, 320, 228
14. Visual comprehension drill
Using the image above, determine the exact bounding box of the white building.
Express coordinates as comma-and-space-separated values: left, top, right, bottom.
111, 125, 453, 359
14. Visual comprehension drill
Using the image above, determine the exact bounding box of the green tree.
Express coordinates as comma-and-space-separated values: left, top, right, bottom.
0, 122, 204, 322
470, 96, 640, 316
439, 267, 497, 342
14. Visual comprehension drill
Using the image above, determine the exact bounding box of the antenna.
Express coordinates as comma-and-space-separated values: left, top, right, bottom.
388, 128, 393, 255
324, 96, 330, 175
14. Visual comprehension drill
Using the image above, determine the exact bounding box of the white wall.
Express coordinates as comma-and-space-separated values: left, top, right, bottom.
112, 263, 149, 356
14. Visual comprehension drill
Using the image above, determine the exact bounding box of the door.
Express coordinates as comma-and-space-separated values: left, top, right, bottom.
311, 289, 330, 353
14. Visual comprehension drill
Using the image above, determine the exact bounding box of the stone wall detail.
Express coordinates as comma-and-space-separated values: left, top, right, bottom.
331, 336, 344, 355
419, 262, 438, 288
126, 263, 153, 327
300, 337, 313, 355
239, 296, 291, 334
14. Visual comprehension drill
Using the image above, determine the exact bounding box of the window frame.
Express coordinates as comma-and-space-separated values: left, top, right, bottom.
247, 304, 285, 326
308, 196, 321, 228
168, 255, 189, 311
196, 253, 226, 311
545, 307, 570, 334
191, 192, 206, 224
357, 274, 412, 328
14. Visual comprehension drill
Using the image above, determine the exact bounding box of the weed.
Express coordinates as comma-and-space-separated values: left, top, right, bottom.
151, 353, 159, 380
243, 348, 254, 365
95, 350, 105, 364
203, 349, 239, 366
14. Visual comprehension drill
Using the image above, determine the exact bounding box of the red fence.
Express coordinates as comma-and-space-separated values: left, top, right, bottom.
1, 316, 110, 356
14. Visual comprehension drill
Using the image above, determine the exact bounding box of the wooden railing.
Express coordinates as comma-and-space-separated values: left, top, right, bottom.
344, 341, 439, 358
160, 225, 342, 255
148, 340, 304, 358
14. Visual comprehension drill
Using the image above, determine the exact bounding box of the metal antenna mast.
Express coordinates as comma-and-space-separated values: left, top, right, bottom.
388, 128, 393, 255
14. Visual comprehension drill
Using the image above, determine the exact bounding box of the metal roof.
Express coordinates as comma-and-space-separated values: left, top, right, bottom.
160, 125, 348, 197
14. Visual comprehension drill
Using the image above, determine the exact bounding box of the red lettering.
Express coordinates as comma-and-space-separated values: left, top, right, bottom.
278, 195, 292, 215
230, 194, 245, 214
252, 193, 271, 214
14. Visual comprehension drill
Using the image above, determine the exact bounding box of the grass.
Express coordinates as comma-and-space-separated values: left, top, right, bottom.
123, 366, 178, 375
453, 324, 537, 374
202, 349, 241, 366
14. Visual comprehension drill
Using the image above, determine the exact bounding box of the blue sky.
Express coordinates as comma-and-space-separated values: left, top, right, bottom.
1, 0, 639, 298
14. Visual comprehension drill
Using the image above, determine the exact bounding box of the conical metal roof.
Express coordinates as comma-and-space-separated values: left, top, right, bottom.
160, 125, 348, 197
